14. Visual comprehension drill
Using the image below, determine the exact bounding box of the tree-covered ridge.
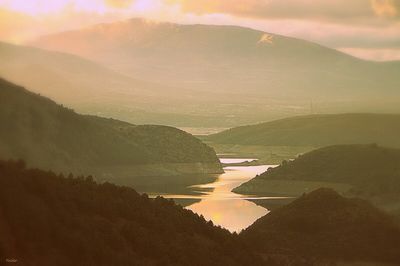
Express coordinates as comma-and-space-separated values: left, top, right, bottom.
242, 188, 400, 264
236, 144, 400, 197
1, 160, 399, 265
0, 78, 221, 176
208, 114, 400, 147
0, 159, 260, 266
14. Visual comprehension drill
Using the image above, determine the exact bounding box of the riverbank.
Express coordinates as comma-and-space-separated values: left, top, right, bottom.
203, 142, 315, 165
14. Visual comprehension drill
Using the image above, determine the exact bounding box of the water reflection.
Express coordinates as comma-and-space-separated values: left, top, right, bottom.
218, 158, 257, 164
151, 159, 286, 232
187, 164, 274, 232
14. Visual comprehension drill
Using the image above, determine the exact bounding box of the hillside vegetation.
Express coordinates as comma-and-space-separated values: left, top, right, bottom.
242, 188, 400, 265
208, 114, 400, 148
234, 144, 400, 207
1, 160, 399, 265
0, 159, 259, 266
0, 78, 222, 183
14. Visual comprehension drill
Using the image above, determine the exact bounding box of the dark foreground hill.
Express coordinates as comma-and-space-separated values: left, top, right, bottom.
208, 114, 400, 148
0, 78, 222, 185
1, 161, 398, 265
242, 188, 400, 265
0, 159, 260, 266
234, 144, 400, 199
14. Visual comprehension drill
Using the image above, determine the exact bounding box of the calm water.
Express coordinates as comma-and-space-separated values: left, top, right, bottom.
218, 158, 257, 164
151, 158, 285, 232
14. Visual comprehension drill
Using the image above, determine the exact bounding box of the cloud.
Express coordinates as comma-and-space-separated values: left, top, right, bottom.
371, 0, 399, 17
167, 0, 400, 23
104, 0, 135, 8
0, 8, 37, 42
166, 0, 363, 20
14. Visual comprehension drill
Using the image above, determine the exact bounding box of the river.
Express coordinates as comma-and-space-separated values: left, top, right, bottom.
150, 158, 288, 232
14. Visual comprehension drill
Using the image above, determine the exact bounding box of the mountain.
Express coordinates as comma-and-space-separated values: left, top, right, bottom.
234, 144, 400, 213
241, 188, 400, 265
0, 41, 221, 127
0, 78, 222, 186
30, 18, 400, 126
0, 159, 260, 266
207, 113, 400, 147
0, 41, 153, 106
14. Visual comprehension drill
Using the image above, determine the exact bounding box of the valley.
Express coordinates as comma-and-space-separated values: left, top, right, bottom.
146, 157, 285, 232
1, 7, 400, 265
1, 18, 399, 128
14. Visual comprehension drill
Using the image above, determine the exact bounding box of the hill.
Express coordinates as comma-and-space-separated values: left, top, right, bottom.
30, 18, 400, 126
241, 188, 400, 265
234, 145, 400, 216
0, 159, 260, 266
0, 78, 222, 186
208, 114, 400, 147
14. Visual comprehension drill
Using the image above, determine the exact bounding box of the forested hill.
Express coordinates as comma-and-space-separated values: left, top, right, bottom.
207, 114, 400, 147
234, 144, 400, 197
1, 160, 398, 265
0, 78, 222, 178
0, 159, 260, 266
242, 188, 400, 264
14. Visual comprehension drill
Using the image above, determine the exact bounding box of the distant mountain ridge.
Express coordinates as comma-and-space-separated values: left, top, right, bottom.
208, 113, 400, 147
0, 41, 152, 104
32, 18, 400, 105
0, 78, 222, 185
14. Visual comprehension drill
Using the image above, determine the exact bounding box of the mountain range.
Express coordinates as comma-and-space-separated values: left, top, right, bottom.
25, 18, 400, 127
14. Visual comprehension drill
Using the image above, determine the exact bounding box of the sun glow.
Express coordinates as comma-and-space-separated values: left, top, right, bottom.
0, 0, 110, 15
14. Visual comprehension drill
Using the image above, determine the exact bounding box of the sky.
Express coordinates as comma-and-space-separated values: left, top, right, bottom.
0, 0, 400, 61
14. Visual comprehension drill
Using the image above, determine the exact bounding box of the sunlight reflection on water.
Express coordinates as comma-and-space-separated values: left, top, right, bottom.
151, 160, 288, 232
186, 164, 274, 232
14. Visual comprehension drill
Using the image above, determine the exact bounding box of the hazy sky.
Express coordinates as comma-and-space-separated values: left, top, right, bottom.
1, 0, 400, 61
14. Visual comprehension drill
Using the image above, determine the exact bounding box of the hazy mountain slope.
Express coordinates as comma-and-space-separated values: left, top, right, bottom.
33, 18, 400, 102
0, 41, 220, 127
0, 78, 222, 183
1, 41, 274, 127
241, 188, 400, 264
0, 160, 260, 266
208, 114, 400, 147
234, 144, 400, 198
0, 41, 154, 105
